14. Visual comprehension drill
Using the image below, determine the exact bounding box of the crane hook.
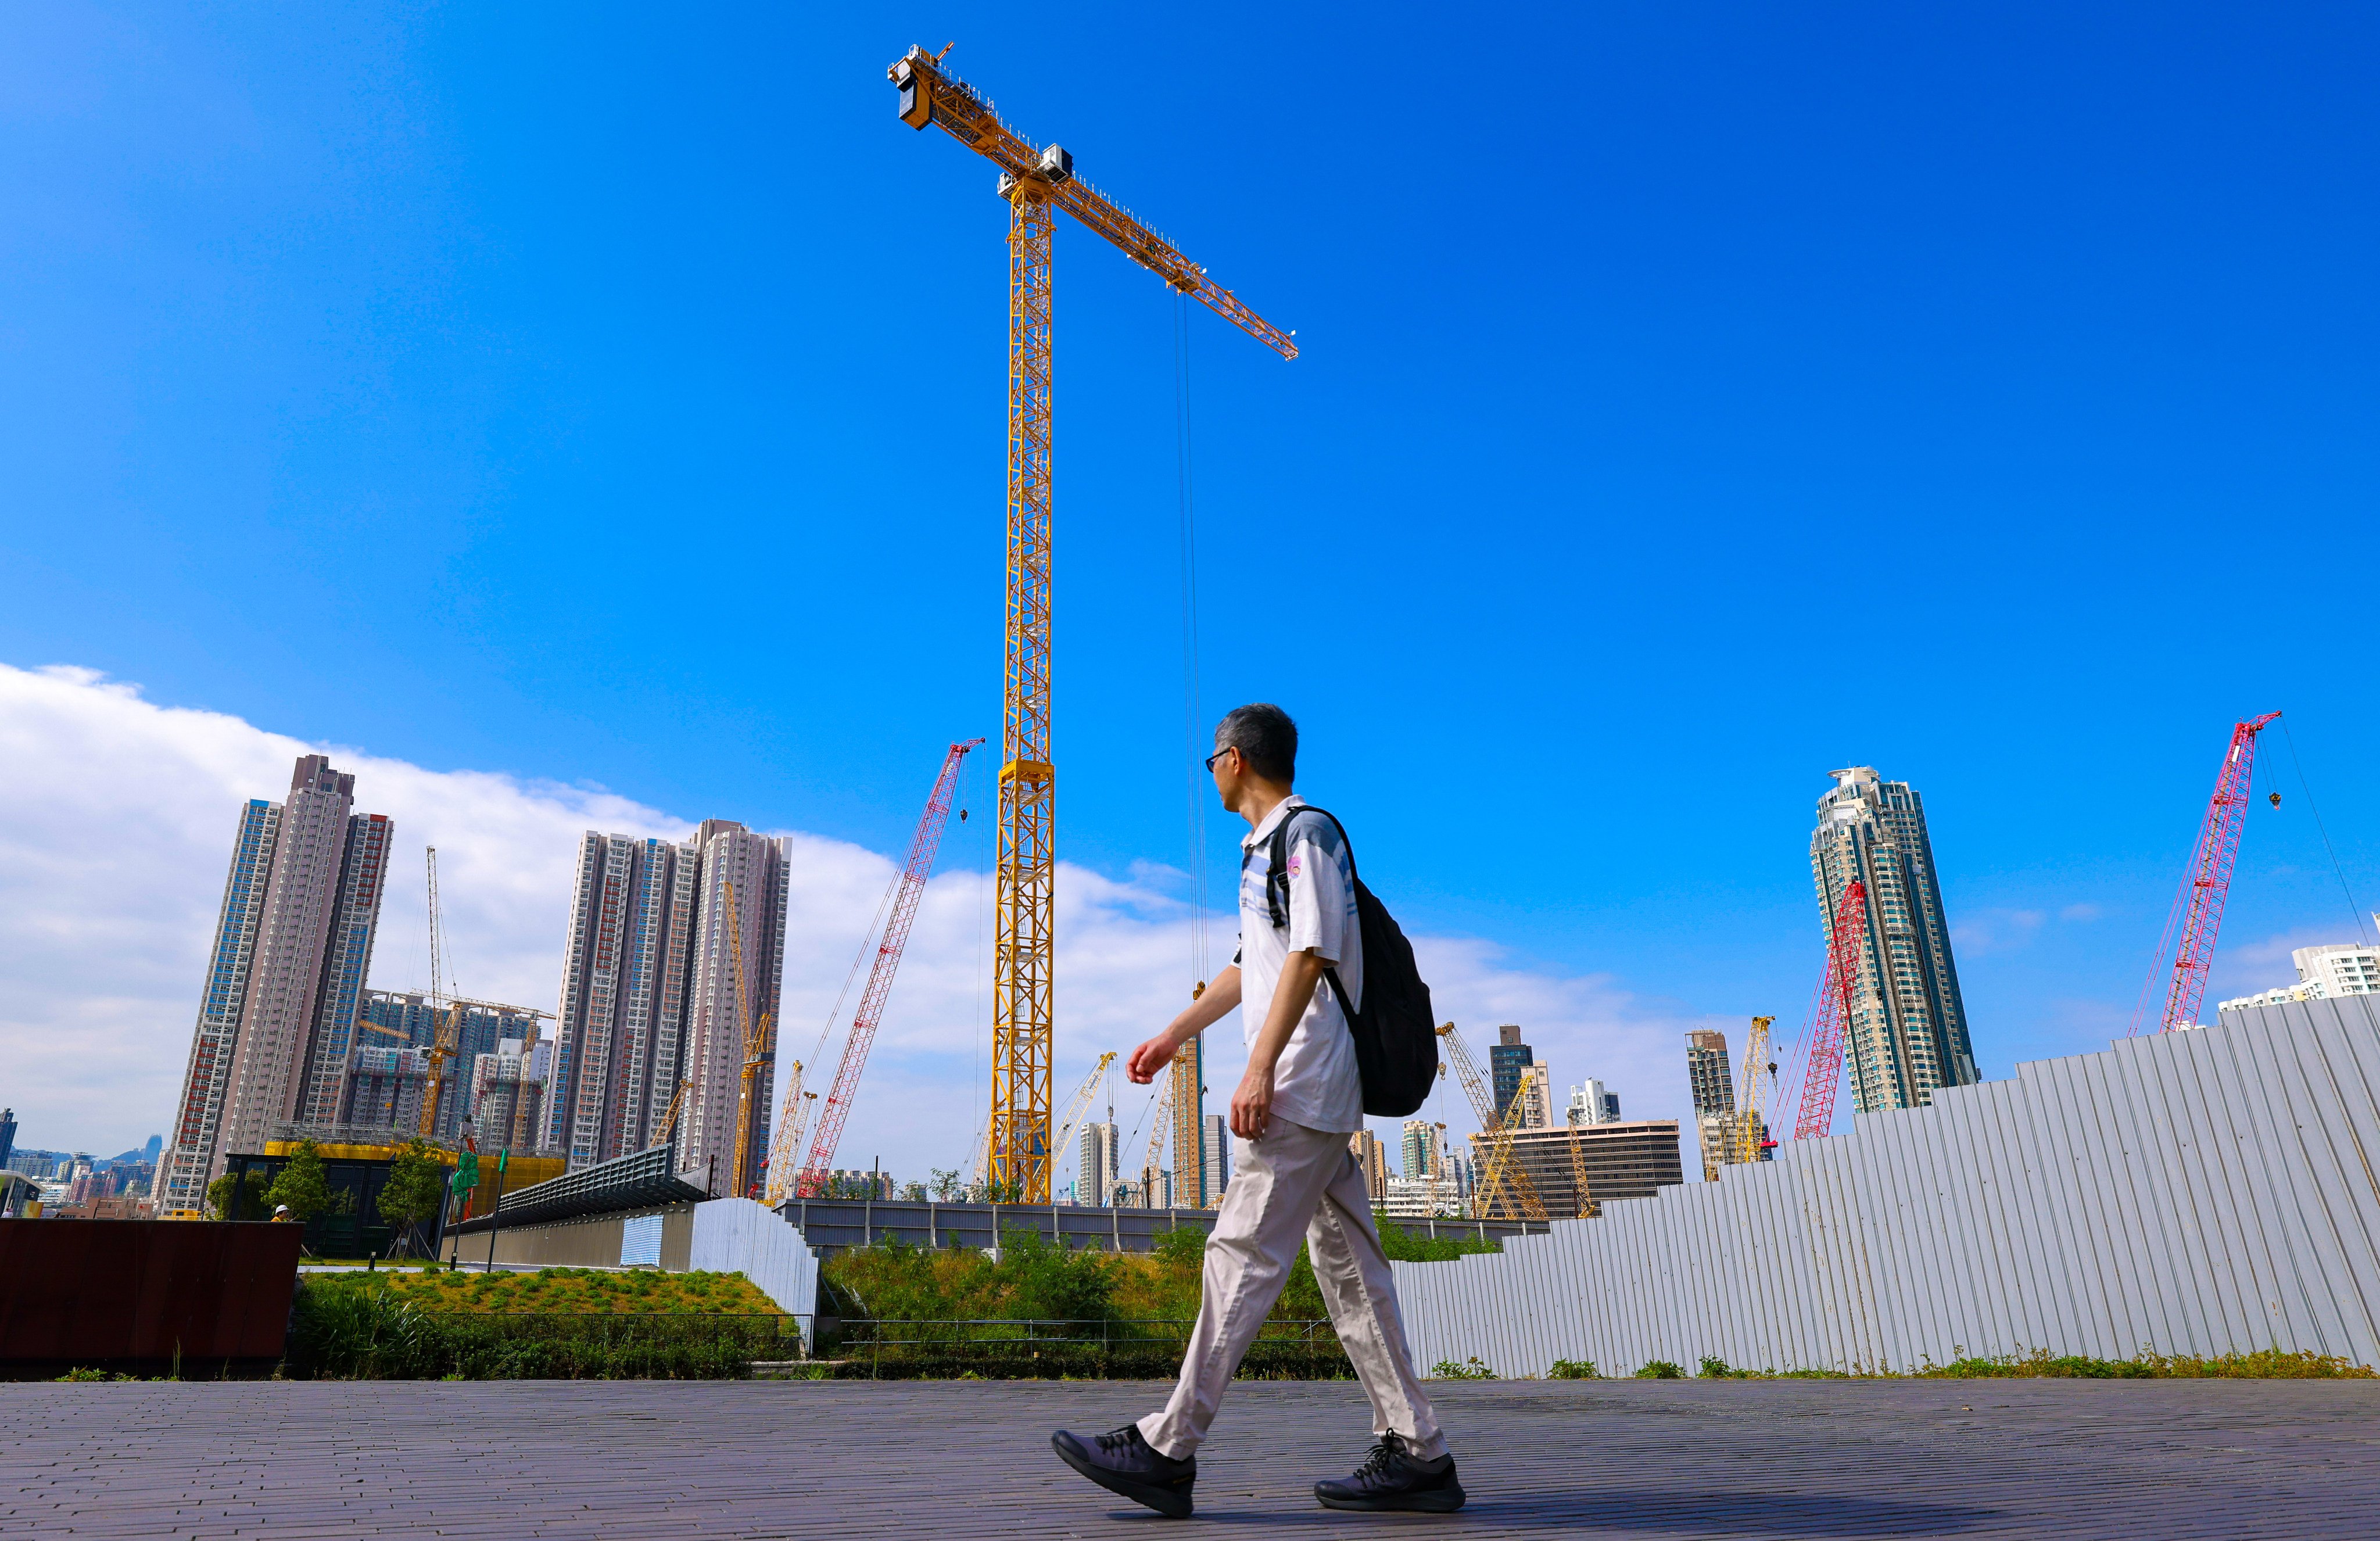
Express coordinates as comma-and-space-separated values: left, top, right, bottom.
2270, 792, 2282, 808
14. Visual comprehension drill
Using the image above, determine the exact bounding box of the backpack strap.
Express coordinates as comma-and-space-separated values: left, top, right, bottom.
1260, 802, 1364, 1026
1261, 803, 1358, 930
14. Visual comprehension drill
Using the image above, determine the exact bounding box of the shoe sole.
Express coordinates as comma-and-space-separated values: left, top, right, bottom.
1052, 1435, 1194, 1520
1316, 1486, 1467, 1513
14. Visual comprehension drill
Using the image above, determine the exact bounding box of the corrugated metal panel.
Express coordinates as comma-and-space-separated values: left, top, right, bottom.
1389, 1003, 2380, 1376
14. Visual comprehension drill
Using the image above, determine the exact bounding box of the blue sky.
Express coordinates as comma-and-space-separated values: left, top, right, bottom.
4, 5, 2377, 1153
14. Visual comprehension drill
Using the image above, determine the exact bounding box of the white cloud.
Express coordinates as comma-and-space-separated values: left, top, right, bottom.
0, 662, 1708, 1173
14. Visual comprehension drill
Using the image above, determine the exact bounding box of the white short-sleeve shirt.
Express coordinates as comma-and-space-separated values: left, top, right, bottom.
1234, 795, 1365, 1135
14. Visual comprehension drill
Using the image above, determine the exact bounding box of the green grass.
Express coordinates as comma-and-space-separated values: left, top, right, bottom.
1918, 1348, 2375, 1379
368, 1267, 780, 1316
286, 1274, 796, 1380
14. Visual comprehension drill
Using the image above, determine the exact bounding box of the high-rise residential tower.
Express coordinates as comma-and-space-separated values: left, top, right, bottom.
1685, 1030, 1734, 1117
1811, 766, 1978, 1115
1079, 1117, 1120, 1205
159, 756, 393, 1212
1489, 1025, 1533, 1121
544, 820, 791, 1188
1199, 1113, 1231, 1205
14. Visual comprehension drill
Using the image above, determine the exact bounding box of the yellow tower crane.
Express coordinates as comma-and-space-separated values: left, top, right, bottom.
890, 45, 1296, 1202
719, 880, 778, 1202
1734, 1015, 1776, 1167
1433, 1023, 1549, 1223
418, 847, 465, 1139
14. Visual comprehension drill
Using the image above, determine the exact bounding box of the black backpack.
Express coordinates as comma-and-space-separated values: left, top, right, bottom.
1261, 805, 1439, 1117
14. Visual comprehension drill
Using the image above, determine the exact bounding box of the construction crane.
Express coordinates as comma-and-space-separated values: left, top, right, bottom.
890, 46, 1295, 1203
1734, 1015, 1776, 1165
970, 1050, 1117, 1199
1433, 1022, 1549, 1223
1138, 1076, 1176, 1206
1793, 880, 1869, 1141
716, 880, 763, 1198
788, 740, 983, 1200
1559, 1099, 1598, 1221
727, 888, 779, 1196
2134, 712, 2284, 1035
653, 1079, 692, 1152
418, 847, 465, 1139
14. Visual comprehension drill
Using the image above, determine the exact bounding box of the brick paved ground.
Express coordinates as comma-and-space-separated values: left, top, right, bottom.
6, 1378, 2377, 1537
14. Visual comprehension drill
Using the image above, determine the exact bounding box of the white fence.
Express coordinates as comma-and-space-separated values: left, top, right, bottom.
1389, 998, 2380, 1376
692, 1197, 820, 1347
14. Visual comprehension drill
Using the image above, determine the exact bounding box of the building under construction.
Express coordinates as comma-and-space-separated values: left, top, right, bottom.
1470, 1121, 1683, 1221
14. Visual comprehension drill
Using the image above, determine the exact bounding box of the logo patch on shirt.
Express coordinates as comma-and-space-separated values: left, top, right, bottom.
1285, 853, 1302, 877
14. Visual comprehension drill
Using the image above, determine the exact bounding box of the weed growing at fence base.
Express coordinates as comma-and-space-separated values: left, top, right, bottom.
1635, 1360, 1685, 1379
1429, 1356, 1497, 1380
1919, 1348, 2375, 1379
1547, 1358, 1597, 1379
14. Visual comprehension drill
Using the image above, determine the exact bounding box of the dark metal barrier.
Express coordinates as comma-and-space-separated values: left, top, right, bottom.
0, 1220, 303, 1377
832, 1317, 1354, 1380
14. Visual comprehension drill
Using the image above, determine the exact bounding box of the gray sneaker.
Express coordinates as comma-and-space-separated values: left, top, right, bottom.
1052, 1425, 1197, 1520
1314, 1433, 1467, 1513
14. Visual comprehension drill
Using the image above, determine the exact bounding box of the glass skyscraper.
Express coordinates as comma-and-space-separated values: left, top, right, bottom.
1810, 766, 1978, 1115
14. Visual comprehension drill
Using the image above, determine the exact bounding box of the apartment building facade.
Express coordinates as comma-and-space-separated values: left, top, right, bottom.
158, 756, 392, 1213
1810, 766, 1978, 1115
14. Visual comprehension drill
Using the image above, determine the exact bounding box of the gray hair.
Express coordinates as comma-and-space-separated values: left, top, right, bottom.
1215, 703, 1297, 783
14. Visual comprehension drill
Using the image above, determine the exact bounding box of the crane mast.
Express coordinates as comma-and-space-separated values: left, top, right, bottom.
418, 847, 465, 1139
791, 739, 983, 1200
1734, 1015, 1776, 1166
891, 45, 1293, 1202
2135, 712, 2283, 1035
1793, 880, 1869, 1141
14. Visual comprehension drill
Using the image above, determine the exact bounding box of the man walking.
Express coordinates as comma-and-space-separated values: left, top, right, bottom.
1052, 704, 1463, 1519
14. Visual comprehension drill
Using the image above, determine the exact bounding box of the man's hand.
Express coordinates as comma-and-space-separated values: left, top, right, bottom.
1126, 967, 1243, 1085
1127, 1032, 1177, 1084
1231, 1061, 1276, 1141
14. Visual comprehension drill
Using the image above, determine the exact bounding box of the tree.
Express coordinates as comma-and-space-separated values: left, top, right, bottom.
929, 1167, 961, 1202
204, 1170, 270, 1220
266, 1139, 336, 1221
375, 1138, 449, 1257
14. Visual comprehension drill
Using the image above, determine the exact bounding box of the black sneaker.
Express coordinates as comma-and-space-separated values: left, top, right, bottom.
1051, 1425, 1197, 1520
1314, 1433, 1466, 1513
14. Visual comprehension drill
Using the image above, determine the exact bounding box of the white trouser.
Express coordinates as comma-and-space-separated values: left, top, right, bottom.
1137, 1117, 1447, 1461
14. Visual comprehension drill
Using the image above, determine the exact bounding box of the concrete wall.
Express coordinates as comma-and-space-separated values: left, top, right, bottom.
1389, 998, 2380, 1376
465, 1198, 818, 1350
471, 1203, 696, 1271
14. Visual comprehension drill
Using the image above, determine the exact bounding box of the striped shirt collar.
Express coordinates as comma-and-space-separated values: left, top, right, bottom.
1241, 793, 1307, 851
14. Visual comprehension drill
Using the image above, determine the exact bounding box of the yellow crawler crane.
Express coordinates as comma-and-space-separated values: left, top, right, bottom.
1433, 1023, 1549, 1223
890, 45, 1295, 1201
1736, 1015, 1776, 1166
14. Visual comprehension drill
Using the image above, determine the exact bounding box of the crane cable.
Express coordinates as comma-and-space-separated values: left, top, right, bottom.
2278, 719, 2372, 948
1176, 291, 1210, 991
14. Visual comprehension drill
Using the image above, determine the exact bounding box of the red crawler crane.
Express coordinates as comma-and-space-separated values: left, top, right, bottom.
2132, 712, 2282, 1035
794, 737, 983, 1198
1794, 879, 1869, 1141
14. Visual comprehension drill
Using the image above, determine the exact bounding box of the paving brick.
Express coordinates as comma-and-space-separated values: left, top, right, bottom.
4, 1379, 2375, 1536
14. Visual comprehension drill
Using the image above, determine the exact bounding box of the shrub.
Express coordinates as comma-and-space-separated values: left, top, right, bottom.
1429, 1356, 1496, 1380
1699, 1355, 1754, 1379
1547, 1358, 1597, 1379
1635, 1360, 1684, 1379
